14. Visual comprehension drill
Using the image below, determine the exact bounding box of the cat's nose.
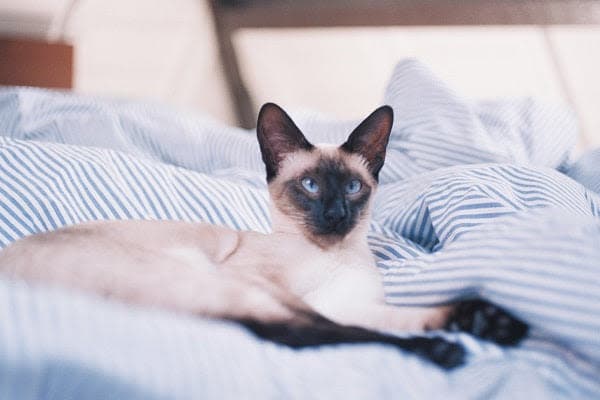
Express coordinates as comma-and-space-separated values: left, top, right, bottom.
324, 204, 347, 224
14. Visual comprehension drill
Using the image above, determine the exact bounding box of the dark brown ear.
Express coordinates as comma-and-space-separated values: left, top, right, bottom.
257, 103, 314, 182
340, 106, 393, 181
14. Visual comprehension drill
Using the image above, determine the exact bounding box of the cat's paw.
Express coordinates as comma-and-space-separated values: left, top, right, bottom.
404, 336, 466, 369
445, 299, 528, 345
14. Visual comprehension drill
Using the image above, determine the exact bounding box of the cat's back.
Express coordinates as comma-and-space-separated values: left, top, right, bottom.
0, 220, 241, 281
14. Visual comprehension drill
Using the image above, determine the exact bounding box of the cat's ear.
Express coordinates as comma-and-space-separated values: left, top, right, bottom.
340, 106, 393, 181
257, 103, 314, 182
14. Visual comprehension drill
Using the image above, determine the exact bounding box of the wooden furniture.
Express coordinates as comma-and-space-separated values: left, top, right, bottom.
209, 0, 600, 128
0, 36, 73, 89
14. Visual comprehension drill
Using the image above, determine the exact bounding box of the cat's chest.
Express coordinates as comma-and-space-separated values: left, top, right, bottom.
284, 249, 385, 312
222, 233, 385, 314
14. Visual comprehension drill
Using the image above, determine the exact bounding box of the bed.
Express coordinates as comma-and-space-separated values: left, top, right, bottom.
0, 60, 599, 399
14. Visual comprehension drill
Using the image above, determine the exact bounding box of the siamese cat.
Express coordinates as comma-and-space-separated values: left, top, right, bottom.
0, 103, 527, 368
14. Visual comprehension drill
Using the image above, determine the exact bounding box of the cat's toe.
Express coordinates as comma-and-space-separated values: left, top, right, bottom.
406, 337, 466, 369
446, 299, 528, 345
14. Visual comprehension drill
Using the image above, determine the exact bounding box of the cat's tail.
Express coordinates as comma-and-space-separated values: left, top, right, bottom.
232, 309, 466, 369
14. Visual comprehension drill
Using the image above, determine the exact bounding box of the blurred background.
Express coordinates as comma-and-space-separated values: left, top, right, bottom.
1, 0, 599, 150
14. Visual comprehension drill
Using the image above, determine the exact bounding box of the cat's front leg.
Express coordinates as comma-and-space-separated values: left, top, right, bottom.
341, 300, 528, 346
444, 299, 529, 345
384, 299, 529, 345
343, 304, 453, 332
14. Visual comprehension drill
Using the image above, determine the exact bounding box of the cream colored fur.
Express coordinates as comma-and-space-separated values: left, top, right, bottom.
0, 145, 450, 332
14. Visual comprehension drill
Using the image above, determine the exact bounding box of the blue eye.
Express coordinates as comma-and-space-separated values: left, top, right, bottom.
301, 177, 319, 193
345, 179, 362, 194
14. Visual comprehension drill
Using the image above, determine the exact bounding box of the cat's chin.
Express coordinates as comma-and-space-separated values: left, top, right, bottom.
305, 231, 349, 249
303, 218, 370, 249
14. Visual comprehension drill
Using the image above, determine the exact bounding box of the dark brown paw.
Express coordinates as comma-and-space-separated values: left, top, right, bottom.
446, 299, 528, 345
406, 337, 466, 369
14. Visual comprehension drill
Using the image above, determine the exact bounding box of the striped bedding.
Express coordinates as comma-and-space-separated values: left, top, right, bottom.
0, 59, 599, 399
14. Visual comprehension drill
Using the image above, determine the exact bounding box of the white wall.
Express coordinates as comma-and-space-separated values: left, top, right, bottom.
66, 0, 235, 124
236, 27, 565, 116
548, 27, 600, 149
236, 26, 600, 149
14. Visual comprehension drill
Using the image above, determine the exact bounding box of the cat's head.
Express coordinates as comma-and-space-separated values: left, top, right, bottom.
256, 103, 393, 247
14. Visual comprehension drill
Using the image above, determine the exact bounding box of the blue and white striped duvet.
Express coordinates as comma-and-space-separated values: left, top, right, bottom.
0, 59, 599, 399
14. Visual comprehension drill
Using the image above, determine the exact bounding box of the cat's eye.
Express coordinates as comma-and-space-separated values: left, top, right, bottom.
301, 177, 319, 193
345, 179, 362, 194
